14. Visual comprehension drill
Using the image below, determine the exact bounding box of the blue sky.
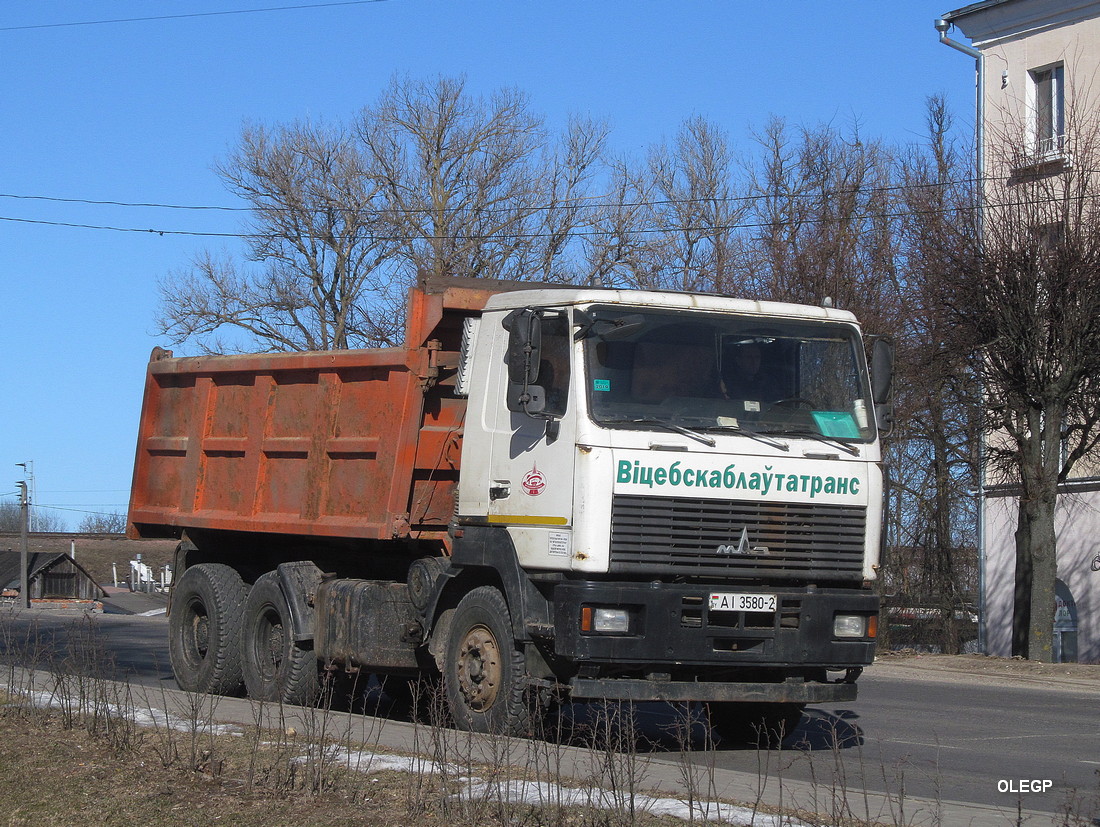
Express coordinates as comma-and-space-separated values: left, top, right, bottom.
0, 1, 973, 528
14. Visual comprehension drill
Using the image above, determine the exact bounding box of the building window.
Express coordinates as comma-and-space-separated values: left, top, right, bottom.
1032, 221, 1065, 251
1031, 64, 1064, 155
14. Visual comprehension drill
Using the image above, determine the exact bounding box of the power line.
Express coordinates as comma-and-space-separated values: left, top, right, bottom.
38, 489, 130, 494
33, 504, 128, 516
2, 169, 1087, 241
0, 190, 1054, 242
0, 215, 239, 237
0, 1, 388, 33
0, 192, 246, 212
0, 183, 977, 239
0, 174, 982, 216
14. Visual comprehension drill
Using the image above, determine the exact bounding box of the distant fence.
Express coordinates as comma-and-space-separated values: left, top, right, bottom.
878, 593, 979, 654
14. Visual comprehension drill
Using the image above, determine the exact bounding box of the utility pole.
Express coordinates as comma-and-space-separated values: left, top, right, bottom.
16, 480, 29, 609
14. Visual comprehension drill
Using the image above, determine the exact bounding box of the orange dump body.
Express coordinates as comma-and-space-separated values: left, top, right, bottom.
128, 279, 502, 544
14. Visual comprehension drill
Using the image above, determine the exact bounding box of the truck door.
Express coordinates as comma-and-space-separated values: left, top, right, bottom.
487, 308, 578, 570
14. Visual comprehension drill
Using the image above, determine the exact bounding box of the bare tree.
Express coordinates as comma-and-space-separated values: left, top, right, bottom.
78, 511, 128, 534
517, 114, 612, 284
743, 118, 901, 323
0, 500, 66, 533
358, 75, 608, 287
159, 119, 399, 352
938, 105, 1100, 661
890, 97, 981, 652
0, 500, 21, 533
591, 116, 748, 293
160, 76, 610, 353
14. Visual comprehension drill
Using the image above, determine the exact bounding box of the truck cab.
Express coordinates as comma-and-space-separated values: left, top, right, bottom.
443, 288, 884, 733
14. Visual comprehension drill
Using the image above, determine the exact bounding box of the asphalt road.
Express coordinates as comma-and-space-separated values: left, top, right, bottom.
691, 666, 1100, 815
1, 607, 1096, 817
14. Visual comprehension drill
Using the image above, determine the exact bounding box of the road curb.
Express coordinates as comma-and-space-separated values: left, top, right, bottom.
867, 658, 1100, 694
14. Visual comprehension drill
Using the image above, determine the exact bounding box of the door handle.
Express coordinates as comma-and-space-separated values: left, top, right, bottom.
489, 481, 511, 501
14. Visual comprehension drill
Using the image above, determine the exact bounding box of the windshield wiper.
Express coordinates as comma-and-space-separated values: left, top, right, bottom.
761, 428, 861, 456
701, 423, 790, 451
599, 417, 716, 447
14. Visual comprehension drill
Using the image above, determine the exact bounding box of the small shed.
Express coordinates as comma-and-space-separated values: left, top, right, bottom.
0, 551, 106, 601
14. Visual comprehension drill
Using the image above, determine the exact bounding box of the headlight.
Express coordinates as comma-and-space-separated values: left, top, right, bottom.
580, 606, 632, 634
833, 614, 868, 638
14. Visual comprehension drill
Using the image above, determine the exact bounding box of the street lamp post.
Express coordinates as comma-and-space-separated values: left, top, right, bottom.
16, 480, 29, 609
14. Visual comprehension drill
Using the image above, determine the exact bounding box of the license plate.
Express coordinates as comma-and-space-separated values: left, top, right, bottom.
708, 592, 777, 612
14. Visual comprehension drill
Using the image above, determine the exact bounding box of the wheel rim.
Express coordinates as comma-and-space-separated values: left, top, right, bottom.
456, 623, 501, 711
185, 598, 210, 664
255, 605, 285, 682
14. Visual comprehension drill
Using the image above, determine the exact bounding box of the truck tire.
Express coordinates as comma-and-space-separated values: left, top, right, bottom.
443, 586, 529, 735
241, 572, 319, 705
169, 563, 248, 696
707, 702, 805, 748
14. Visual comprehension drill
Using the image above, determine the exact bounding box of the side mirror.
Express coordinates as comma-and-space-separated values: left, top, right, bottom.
505, 308, 542, 385
504, 308, 550, 417
870, 338, 894, 435
871, 338, 893, 403
507, 383, 547, 415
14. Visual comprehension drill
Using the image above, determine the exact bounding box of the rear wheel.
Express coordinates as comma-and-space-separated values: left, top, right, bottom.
241, 572, 318, 705
707, 702, 805, 748
169, 563, 248, 695
444, 586, 529, 735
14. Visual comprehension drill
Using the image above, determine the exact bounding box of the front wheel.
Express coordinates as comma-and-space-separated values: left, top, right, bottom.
443, 586, 529, 735
168, 563, 248, 696
241, 572, 319, 705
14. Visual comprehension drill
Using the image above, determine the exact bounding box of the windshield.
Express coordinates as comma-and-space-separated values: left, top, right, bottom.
582, 306, 875, 441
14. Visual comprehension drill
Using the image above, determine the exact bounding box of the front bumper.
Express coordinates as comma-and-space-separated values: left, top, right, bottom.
569, 675, 858, 703
553, 581, 878, 671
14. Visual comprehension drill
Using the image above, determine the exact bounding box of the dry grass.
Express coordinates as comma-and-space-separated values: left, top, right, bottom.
0, 701, 712, 827
0, 708, 414, 826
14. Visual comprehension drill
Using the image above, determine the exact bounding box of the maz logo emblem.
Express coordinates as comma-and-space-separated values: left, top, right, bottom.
716, 528, 769, 555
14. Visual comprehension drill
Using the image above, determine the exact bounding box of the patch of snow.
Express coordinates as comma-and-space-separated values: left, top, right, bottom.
25, 689, 241, 736
453, 778, 801, 826
312, 747, 804, 827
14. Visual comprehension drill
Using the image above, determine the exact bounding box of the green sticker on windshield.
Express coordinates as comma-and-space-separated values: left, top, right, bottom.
812, 411, 861, 438
593, 379, 611, 392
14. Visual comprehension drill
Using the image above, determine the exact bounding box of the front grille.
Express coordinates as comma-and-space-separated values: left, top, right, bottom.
609, 494, 865, 582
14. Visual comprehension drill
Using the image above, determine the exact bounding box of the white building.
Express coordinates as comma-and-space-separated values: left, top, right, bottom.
939, 0, 1100, 662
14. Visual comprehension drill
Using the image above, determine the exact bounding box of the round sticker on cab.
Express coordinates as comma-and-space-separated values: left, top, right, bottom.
522, 464, 546, 496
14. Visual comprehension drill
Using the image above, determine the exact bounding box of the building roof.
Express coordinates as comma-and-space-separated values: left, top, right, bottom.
0, 550, 101, 593
941, 0, 1100, 43
942, 0, 1014, 23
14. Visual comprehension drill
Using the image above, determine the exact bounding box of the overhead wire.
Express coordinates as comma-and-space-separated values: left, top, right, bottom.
0, 215, 240, 237
0, 165, 1069, 235
3, 162, 1088, 242
27, 504, 129, 517
0, 1, 388, 33
0, 188, 1071, 243
0, 172, 992, 216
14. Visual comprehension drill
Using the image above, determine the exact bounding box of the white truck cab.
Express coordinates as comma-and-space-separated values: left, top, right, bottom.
450, 288, 888, 726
